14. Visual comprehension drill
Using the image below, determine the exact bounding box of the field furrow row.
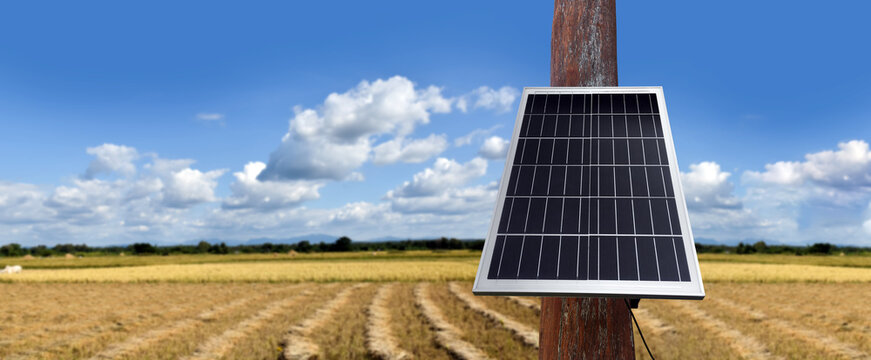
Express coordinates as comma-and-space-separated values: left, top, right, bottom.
414, 283, 492, 360
709, 297, 870, 360
668, 301, 782, 360
280, 283, 368, 360
90, 286, 296, 360
186, 289, 312, 360
448, 282, 538, 348
507, 296, 541, 313
366, 284, 413, 360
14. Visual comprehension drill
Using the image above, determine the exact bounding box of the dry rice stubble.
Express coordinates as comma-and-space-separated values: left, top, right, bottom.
280, 283, 369, 360
2, 283, 238, 359
92, 284, 306, 360
426, 283, 535, 360
365, 284, 413, 360
386, 283, 452, 360
710, 283, 871, 358
413, 283, 491, 360
129, 284, 314, 360
219, 283, 343, 360
447, 282, 538, 348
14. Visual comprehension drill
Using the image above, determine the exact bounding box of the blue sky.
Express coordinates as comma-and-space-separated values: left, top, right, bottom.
1, 1, 871, 246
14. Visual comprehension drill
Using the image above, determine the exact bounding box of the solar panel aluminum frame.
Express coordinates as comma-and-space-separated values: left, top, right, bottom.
472, 86, 705, 300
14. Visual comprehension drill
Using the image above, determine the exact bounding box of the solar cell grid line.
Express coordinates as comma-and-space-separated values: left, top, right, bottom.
671, 237, 681, 282
475, 87, 704, 300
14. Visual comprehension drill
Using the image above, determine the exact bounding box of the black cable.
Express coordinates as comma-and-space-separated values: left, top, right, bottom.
625, 299, 655, 360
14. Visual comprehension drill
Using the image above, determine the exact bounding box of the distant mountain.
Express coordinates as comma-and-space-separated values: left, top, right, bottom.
172, 234, 340, 247
361, 236, 484, 242
75, 234, 483, 248
242, 234, 339, 245
364, 236, 405, 242
693, 237, 775, 246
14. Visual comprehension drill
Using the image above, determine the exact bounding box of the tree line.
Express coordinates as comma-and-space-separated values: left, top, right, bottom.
2, 238, 868, 258
695, 241, 869, 255
0, 236, 485, 257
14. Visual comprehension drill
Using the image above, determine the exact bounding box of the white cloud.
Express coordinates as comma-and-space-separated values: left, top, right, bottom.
196, 113, 225, 121
344, 172, 365, 182
864, 202, 871, 235
454, 125, 501, 147
258, 76, 453, 181
224, 162, 323, 210
84, 144, 139, 178
0, 182, 52, 224
195, 113, 226, 126
744, 140, 871, 188
0, 144, 230, 245
389, 182, 498, 215
161, 168, 227, 208
478, 136, 510, 159
372, 134, 448, 165
680, 141, 871, 245
145, 158, 228, 208
457, 86, 519, 113
681, 161, 741, 210
325, 201, 396, 224
675, 161, 771, 243
387, 157, 487, 198
383, 157, 496, 216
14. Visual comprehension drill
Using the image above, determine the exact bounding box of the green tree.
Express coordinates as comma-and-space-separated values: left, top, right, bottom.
808, 243, 833, 254
31, 245, 52, 257
196, 241, 211, 254
131, 243, 156, 255
209, 242, 229, 254
334, 236, 352, 252
752, 241, 768, 254
735, 242, 756, 254
0, 243, 23, 257
295, 241, 312, 253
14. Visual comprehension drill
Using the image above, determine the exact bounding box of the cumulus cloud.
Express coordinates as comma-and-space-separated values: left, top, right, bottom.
372, 134, 448, 165
258, 76, 452, 181
457, 86, 519, 113
681, 162, 742, 210
383, 157, 496, 215
161, 168, 227, 208
44, 179, 122, 224
0, 182, 52, 224
744, 140, 871, 188
454, 126, 501, 147
389, 182, 498, 214
673, 161, 771, 243
679, 141, 871, 245
224, 162, 323, 210
0, 144, 230, 244
325, 201, 395, 224
864, 202, 871, 235
142, 158, 227, 208
388, 157, 487, 198
84, 144, 139, 178
478, 136, 510, 159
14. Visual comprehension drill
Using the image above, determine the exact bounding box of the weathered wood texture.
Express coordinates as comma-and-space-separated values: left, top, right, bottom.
551, 0, 618, 87
542, 0, 634, 359
540, 298, 634, 359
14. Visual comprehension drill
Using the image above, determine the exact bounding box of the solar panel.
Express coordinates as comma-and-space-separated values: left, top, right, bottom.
473, 87, 705, 300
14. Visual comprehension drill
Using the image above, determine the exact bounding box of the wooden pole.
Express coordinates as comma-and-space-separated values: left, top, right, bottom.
540, 0, 635, 358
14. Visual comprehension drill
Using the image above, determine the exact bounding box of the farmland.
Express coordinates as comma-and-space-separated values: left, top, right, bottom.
1, 252, 870, 359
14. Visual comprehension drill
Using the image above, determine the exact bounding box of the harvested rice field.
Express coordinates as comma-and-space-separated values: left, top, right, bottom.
1, 282, 870, 359
1, 253, 870, 359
